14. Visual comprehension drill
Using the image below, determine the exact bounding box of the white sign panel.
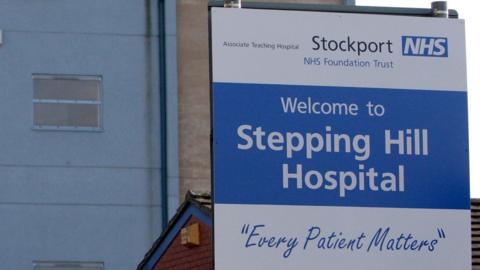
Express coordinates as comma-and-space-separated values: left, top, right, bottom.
211, 7, 470, 270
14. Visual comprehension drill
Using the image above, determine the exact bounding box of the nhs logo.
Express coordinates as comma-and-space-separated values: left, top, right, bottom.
402, 36, 448, 57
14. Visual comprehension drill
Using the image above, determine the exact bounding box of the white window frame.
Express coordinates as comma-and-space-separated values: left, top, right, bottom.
32, 74, 103, 132
33, 261, 104, 270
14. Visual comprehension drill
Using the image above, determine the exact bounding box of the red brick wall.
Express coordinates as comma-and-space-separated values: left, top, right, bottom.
153, 216, 212, 270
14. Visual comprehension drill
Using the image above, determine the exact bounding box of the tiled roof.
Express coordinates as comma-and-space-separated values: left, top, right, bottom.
187, 190, 212, 209
473, 199, 480, 270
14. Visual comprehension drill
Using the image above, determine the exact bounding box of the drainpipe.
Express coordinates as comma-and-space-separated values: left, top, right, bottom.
158, 0, 169, 230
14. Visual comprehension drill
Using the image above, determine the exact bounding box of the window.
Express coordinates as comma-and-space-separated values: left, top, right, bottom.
33, 75, 102, 131
33, 261, 104, 270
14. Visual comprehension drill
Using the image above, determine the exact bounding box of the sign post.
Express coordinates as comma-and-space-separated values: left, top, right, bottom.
210, 5, 470, 270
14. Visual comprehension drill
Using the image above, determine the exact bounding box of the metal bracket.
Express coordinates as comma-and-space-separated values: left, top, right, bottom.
432, 1, 448, 18
224, 0, 241, 8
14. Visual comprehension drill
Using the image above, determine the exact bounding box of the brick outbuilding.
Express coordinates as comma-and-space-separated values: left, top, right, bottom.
137, 192, 212, 270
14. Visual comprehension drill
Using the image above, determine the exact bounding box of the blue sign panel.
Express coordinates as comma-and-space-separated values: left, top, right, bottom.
213, 83, 469, 209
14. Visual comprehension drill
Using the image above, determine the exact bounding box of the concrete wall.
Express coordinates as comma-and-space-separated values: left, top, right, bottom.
0, 1, 177, 269
177, 0, 344, 198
